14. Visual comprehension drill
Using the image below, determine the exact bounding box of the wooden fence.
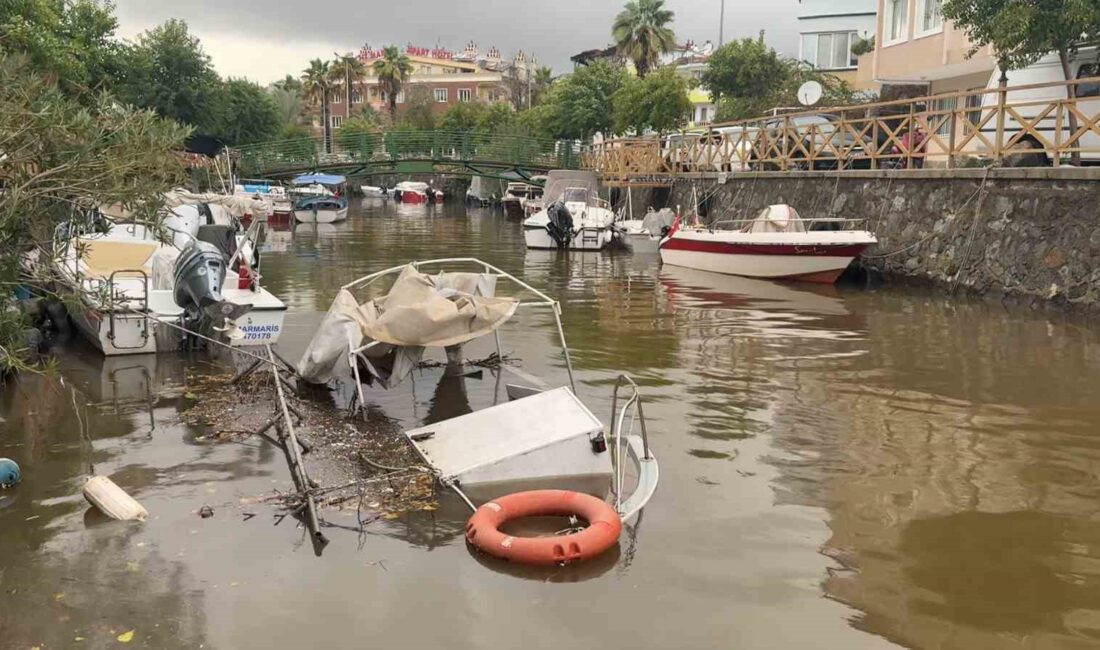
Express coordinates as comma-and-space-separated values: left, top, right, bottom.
584, 77, 1100, 182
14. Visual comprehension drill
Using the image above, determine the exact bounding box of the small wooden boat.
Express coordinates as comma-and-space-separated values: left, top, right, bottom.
659, 204, 877, 284
293, 195, 348, 223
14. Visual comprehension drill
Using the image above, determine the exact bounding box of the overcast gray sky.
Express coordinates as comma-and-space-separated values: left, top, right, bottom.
113, 0, 800, 84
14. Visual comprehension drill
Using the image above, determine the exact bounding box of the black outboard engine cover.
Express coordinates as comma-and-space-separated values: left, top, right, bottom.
546, 200, 575, 248
173, 241, 252, 332
195, 224, 238, 264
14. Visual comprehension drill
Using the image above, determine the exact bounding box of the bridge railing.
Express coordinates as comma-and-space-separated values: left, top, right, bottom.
587, 76, 1100, 180
234, 130, 582, 176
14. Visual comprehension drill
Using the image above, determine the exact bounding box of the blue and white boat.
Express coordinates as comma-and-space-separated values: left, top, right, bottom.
290, 173, 345, 199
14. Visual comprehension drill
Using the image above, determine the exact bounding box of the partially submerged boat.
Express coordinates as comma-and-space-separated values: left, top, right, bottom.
360, 184, 388, 198
53, 202, 286, 356
465, 176, 493, 206
659, 204, 877, 284
297, 258, 658, 524
523, 171, 618, 250
293, 195, 348, 223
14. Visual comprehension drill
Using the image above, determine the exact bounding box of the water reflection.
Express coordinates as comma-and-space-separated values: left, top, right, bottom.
4, 197, 1100, 648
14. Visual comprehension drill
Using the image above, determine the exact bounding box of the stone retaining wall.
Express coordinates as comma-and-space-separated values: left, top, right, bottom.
663, 168, 1100, 311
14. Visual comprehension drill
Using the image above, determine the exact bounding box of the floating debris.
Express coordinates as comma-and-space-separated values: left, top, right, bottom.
83, 476, 147, 521
0, 458, 20, 488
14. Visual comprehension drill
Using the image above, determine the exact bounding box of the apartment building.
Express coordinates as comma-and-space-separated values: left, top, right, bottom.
797, 0, 878, 90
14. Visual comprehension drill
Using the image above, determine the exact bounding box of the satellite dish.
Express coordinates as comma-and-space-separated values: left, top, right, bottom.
797, 80, 823, 107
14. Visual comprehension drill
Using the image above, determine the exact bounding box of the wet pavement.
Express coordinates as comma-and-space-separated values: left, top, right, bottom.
2, 197, 1100, 649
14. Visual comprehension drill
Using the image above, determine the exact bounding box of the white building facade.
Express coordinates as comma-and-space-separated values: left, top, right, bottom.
798, 0, 878, 89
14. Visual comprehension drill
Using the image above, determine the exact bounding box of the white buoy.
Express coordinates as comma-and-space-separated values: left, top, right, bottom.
82, 476, 148, 521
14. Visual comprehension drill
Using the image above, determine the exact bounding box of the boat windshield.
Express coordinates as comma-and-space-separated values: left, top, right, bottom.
562, 187, 589, 203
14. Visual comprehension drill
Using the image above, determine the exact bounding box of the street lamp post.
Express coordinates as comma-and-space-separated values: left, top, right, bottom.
719, 0, 725, 47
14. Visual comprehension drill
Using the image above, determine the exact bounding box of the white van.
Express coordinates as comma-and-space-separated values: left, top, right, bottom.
979, 45, 1100, 164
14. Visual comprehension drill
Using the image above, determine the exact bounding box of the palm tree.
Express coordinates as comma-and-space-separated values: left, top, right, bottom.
532, 66, 554, 104
612, 0, 675, 77
330, 52, 367, 109
371, 45, 413, 122
273, 74, 302, 94
301, 58, 332, 151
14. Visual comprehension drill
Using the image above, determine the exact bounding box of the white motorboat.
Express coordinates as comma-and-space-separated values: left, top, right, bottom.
296, 258, 658, 519
617, 207, 676, 254
501, 181, 539, 219
233, 179, 291, 215
659, 204, 877, 284
360, 185, 388, 198
54, 204, 286, 356
523, 171, 618, 250
465, 176, 493, 206
293, 195, 348, 223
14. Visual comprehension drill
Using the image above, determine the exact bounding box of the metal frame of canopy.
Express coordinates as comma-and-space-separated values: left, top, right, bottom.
339, 257, 576, 413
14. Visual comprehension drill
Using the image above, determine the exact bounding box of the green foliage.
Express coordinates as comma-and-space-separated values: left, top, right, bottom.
116, 19, 222, 136
612, 0, 676, 77
329, 51, 366, 106
701, 38, 788, 104
400, 86, 436, 130
704, 40, 862, 122
337, 109, 379, 138
943, 0, 1100, 73
269, 85, 304, 130
439, 101, 488, 132
612, 68, 690, 134
544, 60, 629, 139
0, 0, 123, 95
213, 78, 280, 144
301, 57, 331, 145
273, 74, 302, 94
0, 53, 188, 369
850, 35, 875, 57
278, 122, 311, 140
372, 45, 413, 120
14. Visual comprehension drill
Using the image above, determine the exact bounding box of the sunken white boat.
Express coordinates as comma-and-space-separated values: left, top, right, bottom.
297, 258, 658, 518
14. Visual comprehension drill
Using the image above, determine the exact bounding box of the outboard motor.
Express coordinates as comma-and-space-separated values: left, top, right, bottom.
546, 201, 575, 249
172, 241, 252, 335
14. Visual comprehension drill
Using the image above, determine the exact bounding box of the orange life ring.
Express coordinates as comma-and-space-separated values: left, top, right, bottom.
465, 490, 622, 566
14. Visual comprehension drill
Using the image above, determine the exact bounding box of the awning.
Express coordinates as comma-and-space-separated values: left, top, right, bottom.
292, 173, 346, 186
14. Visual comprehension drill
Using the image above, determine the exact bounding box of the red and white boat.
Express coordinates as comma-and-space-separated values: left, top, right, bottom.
659, 205, 877, 284
394, 181, 444, 204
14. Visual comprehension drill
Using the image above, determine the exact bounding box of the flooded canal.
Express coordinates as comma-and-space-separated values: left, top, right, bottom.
3, 198, 1100, 649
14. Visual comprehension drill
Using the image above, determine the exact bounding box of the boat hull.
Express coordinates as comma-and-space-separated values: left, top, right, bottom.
624, 232, 660, 254
660, 238, 870, 283
294, 207, 347, 223
524, 226, 615, 251
69, 303, 287, 356
502, 198, 525, 219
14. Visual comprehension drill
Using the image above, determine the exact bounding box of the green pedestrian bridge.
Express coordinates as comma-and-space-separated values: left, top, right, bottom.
232, 130, 586, 181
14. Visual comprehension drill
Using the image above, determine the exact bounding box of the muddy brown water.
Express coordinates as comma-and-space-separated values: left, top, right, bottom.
3, 198, 1100, 649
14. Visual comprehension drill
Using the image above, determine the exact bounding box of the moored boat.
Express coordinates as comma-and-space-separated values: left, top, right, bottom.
53, 204, 286, 356
659, 204, 877, 283
617, 207, 676, 254
393, 181, 443, 204
290, 173, 344, 200
360, 185, 388, 198
523, 171, 618, 251
233, 178, 291, 215
293, 195, 348, 223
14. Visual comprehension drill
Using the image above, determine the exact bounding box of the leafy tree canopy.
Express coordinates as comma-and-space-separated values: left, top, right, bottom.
612, 67, 691, 134
213, 78, 281, 145
701, 38, 788, 104
545, 60, 629, 139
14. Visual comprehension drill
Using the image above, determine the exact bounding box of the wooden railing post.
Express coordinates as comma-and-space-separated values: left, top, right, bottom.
947, 92, 959, 169
994, 71, 1008, 164
782, 115, 792, 170
906, 102, 916, 169
1054, 100, 1064, 167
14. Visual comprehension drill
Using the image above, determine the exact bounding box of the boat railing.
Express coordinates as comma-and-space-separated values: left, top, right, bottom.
609, 374, 658, 521
706, 217, 868, 232
341, 257, 576, 394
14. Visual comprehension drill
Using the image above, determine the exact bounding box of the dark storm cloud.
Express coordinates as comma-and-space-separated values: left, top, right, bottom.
115, 0, 799, 83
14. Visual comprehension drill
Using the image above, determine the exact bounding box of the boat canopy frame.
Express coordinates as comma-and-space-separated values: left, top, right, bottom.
340, 258, 576, 409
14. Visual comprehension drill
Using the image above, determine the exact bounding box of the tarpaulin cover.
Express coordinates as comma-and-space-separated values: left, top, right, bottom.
298, 265, 518, 386
746, 204, 806, 233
